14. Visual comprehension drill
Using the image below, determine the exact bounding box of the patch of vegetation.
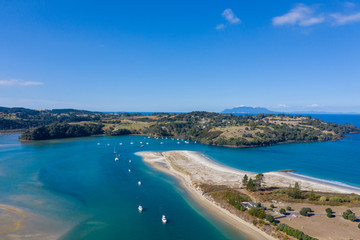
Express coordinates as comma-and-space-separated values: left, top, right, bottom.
325, 208, 333, 218
342, 209, 357, 222
248, 206, 266, 219
277, 223, 318, 240
210, 190, 250, 212
353, 196, 360, 201
20, 122, 104, 140
319, 196, 327, 202
288, 182, 302, 199
246, 178, 255, 191
253, 187, 360, 207
299, 207, 312, 217
329, 196, 351, 203
265, 214, 275, 223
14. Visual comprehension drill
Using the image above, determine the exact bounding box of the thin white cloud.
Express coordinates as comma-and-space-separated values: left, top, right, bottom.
222, 9, 241, 24
330, 12, 360, 25
215, 24, 225, 30
277, 104, 290, 108
0, 79, 44, 86
344, 2, 356, 8
272, 4, 325, 27
308, 104, 320, 107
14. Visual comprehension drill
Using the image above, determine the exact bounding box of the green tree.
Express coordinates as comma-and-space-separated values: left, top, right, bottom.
342, 209, 356, 221
254, 173, 264, 190
288, 182, 302, 199
246, 178, 255, 191
280, 208, 286, 214
242, 174, 248, 186
265, 214, 275, 223
300, 208, 309, 217
248, 207, 265, 219
326, 208, 333, 218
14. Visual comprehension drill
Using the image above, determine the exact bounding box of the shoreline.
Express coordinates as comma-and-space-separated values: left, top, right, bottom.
191, 151, 360, 195
137, 150, 360, 240
136, 151, 276, 240
14, 131, 360, 148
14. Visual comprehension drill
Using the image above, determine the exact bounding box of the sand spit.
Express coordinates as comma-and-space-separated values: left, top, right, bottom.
137, 150, 360, 240
137, 151, 276, 240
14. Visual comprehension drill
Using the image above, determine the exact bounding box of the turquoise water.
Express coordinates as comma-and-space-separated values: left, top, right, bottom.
0, 114, 359, 239
0, 134, 249, 239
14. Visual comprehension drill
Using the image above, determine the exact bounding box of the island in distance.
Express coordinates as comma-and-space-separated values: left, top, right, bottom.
222, 106, 276, 114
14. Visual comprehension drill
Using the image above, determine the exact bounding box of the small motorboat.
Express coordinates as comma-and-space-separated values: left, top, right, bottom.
129, 160, 132, 163
140, 145, 144, 148
138, 205, 143, 212
115, 157, 119, 161
128, 169, 131, 172
138, 181, 142, 186
162, 215, 167, 224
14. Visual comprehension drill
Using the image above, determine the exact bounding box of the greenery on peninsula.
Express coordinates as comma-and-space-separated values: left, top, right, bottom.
1, 107, 359, 145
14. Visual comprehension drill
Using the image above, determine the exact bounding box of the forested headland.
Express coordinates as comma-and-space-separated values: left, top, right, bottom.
1, 107, 358, 147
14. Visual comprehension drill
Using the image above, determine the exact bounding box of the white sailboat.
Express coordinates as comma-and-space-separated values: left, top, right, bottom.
138, 205, 143, 212
162, 215, 167, 224
138, 181, 142, 186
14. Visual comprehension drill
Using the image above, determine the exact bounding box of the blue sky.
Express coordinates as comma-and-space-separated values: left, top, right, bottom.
1, 0, 360, 113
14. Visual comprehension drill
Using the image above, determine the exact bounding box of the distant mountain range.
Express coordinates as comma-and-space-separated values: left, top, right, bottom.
221, 106, 360, 115
221, 106, 276, 114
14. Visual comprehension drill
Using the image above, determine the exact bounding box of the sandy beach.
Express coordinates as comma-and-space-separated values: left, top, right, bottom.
137, 151, 276, 240
137, 150, 360, 240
